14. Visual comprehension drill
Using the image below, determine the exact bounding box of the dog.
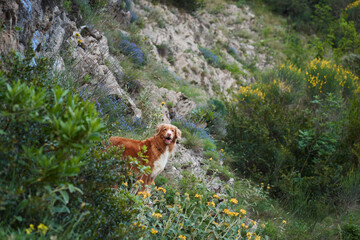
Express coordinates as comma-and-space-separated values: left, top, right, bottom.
109, 123, 181, 187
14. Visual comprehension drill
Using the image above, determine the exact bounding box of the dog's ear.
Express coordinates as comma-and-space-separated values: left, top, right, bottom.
156, 124, 164, 135
175, 127, 182, 139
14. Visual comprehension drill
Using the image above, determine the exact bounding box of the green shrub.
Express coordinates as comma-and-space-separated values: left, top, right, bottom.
0, 52, 104, 237
181, 129, 204, 151
72, 143, 149, 239
171, 0, 205, 12
225, 60, 360, 220
305, 58, 358, 99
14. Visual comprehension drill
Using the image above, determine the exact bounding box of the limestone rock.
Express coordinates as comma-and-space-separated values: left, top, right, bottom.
68, 27, 142, 118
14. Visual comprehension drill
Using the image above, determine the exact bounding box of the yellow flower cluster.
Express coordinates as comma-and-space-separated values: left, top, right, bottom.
25, 224, 35, 234
238, 85, 265, 101
272, 79, 291, 93
151, 228, 158, 234
306, 58, 359, 94
247, 232, 252, 239
345, 0, 360, 11
156, 187, 166, 193
136, 179, 144, 185
178, 234, 186, 240
152, 212, 163, 218
133, 222, 145, 229
240, 209, 247, 215
230, 198, 238, 204
122, 182, 128, 187
245, 232, 261, 240
280, 63, 301, 74
26, 223, 49, 235
213, 194, 220, 199
207, 201, 216, 207
223, 208, 239, 216
241, 223, 249, 229
195, 194, 202, 199
37, 223, 49, 235
137, 191, 151, 199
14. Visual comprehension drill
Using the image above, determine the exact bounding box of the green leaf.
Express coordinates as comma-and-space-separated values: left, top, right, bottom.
60, 190, 69, 204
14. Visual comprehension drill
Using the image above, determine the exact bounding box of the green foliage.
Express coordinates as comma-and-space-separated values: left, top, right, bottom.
171, 0, 205, 12
0, 51, 104, 237
190, 99, 227, 139
226, 60, 360, 220
181, 128, 204, 151
72, 144, 148, 239
132, 172, 269, 240
262, 0, 313, 29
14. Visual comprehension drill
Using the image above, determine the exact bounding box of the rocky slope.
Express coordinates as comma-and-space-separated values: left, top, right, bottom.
0, 0, 272, 193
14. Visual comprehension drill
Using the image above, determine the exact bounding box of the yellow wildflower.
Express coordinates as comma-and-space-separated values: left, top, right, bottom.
152, 212, 162, 218
345, 0, 360, 11
230, 198, 238, 204
241, 223, 246, 228
213, 221, 219, 226
220, 149, 224, 152
77, 39, 82, 43
251, 220, 257, 225
137, 191, 151, 199
247, 232, 252, 239
25, 224, 35, 234
37, 223, 49, 235
207, 201, 215, 207
122, 182, 128, 186
282, 220, 287, 224
136, 179, 144, 185
75, 32, 81, 37
178, 234, 186, 240
194, 194, 202, 199
240, 209, 247, 215
151, 228, 158, 234
157, 187, 166, 193
209, 157, 213, 161
161, 101, 166, 106
213, 194, 220, 199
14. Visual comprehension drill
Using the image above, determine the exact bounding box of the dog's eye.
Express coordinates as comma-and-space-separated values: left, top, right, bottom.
172, 129, 174, 132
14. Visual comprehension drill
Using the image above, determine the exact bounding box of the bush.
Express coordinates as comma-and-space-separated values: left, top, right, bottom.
0, 51, 104, 237
172, 117, 215, 152
72, 143, 149, 239
225, 60, 360, 219
199, 46, 221, 67
171, 0, 205, 12
119, 39, 146, 66
305, 58, 358, 99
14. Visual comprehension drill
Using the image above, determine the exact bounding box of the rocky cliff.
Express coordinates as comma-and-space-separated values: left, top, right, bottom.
0, 0, 272, 192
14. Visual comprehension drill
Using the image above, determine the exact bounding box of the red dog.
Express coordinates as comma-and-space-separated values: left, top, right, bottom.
109, 123, 181, 186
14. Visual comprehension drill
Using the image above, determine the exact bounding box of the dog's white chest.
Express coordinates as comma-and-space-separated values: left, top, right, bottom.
151, 147, 170, 178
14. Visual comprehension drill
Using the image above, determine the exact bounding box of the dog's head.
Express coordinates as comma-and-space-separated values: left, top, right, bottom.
156, 124, 182, 145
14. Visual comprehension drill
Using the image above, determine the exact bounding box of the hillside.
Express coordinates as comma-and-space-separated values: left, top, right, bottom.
1, 0, 359, 239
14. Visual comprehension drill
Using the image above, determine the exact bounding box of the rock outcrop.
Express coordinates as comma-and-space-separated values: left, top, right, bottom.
0, 0, 141, 118
132, 0, 272, 97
